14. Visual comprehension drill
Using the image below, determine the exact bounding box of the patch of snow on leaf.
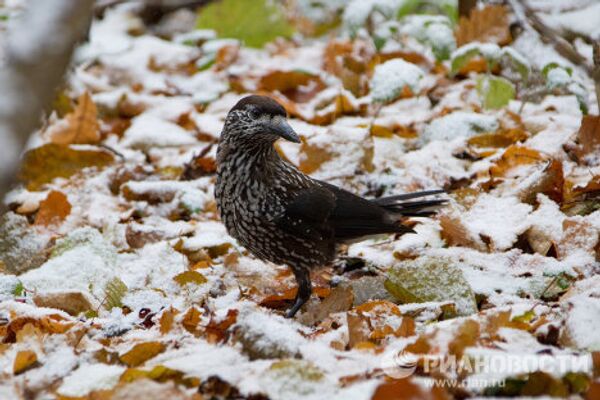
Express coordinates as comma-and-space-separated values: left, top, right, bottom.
58, 363, 125, 397
121, 114, 197, 149
370, 59, 424, 103
422, 111, 498, 143
462, 194, 532, 251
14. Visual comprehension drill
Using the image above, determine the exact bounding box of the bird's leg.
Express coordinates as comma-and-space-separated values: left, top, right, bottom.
285, 267, 312, 318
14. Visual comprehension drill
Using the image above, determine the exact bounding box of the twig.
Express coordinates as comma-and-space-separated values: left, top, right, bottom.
507, 0, 593, 76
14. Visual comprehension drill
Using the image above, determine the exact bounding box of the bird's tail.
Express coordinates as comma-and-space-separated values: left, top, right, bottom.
373, 189, 447, 217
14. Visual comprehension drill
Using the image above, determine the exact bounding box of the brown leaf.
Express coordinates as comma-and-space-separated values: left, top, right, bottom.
182, 307, 202, 334
447, 319, 479, 358
119, 342, 166, 367
204, 309, 238, 343
371, 378, 451, 400
467, 128, 528, 149
556, 218, 599, 259
214, 43, 240, 71
298, 138, 333, 174
33, 291, 92, 316
19, 144, 114, 191
570, 115, 600, 164
489, 145, 544, 178
323, 39, 373, 97
455, 5, 512, 47
13, 350, 38, 375
439, 214, 483, 250
34, 191, 71, 226
48, 92, 100, 145
298, 285, 354, 325
258, 70, 326, 103
515, 159, 564, 205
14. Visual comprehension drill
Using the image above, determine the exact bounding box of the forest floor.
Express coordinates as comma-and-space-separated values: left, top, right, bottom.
0, 1, 599, 399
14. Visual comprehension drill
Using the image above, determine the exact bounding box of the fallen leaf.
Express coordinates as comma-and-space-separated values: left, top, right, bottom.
159, 307, 178, 335
182, 307, 202, 334
570, 115, 600, 164
33, 291, 93, 316
467, 128, 528, 148
372, 378, 451, 400
385, 256, 477, 316
173, 270, 208, 286
104, 277, 128, 310
19, 144, 114, 191
47, 92, 100, 145
489, 146, 544, 177
120, 342, 166, 367
258, 70, 326, 103
34, 191, 71, 226
13, 350, 38, 375
455, 5, 511, 47
299, 285, 354, 325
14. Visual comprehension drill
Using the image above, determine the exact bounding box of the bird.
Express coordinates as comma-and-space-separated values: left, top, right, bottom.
215, 95, 445, 318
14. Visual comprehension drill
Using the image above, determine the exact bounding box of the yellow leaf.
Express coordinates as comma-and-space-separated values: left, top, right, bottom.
48, 92, 100, 145
119, 342, 166, 367
13, 350, 38, 374
34, 190, 71, 226
159, 307, 177, 335
19, 144, 114, 191
173, 270, 207, 287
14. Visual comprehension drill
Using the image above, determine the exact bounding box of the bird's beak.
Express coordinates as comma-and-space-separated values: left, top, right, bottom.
269, 116, 301, 143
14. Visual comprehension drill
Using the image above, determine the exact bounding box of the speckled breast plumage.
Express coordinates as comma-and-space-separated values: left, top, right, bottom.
215, 143, 335, 270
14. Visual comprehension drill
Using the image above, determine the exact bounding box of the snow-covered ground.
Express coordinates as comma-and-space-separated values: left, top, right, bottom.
0, 1, 599, 399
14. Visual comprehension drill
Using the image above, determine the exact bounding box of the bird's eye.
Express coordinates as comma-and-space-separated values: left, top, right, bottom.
249, 109, 260, 119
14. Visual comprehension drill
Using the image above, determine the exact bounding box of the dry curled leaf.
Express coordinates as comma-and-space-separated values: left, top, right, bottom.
47, 92, 100, 145
34, 190, 71, 226
455, 5, 511, 47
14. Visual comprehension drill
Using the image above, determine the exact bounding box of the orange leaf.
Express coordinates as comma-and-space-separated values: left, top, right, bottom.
48, 92, 100, 145
34, 190, 71, 226
489, 145, 544, 177
455, 5, 512, 47
258, 70, 325, 103
467, 128, 528, 148
182, 307, 202, 334
371, 378, 450, 400
119, 342, 166, 367
570, 115, 600, 164
214, 43, 240, 71
13, 350, 38, 375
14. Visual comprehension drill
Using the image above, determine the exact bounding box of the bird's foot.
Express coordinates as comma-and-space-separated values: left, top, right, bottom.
285, 297, 307, 318
285, 267, 312, 318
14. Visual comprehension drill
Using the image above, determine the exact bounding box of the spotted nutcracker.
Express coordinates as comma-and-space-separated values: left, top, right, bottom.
215, 95, 445, 317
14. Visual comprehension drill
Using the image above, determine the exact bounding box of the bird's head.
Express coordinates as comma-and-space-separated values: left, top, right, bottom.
222, 95, 301, 145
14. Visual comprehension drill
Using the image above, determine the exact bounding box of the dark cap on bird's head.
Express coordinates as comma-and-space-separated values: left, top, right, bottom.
225, 95, 300, 144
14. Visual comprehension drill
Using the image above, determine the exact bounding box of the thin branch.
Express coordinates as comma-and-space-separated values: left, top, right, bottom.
507, 0, 593, 76
593, 42, 600, 113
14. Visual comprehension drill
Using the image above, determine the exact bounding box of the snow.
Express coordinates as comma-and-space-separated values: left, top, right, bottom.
370, 58, 424, 102
121, 114, 197, 149
462, 194, 533, 251
2, 1, 600, 398
422, 111, 499, 143
58, 363, 125, 397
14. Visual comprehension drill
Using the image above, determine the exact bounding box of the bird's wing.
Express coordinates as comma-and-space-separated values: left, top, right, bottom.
320, 182, 412, 240
273, 185, 336, 242
276, 182, 412, 243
